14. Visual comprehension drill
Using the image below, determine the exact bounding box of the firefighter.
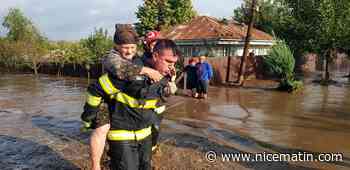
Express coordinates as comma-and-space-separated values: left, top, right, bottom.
82, 25, 163, 170
82, 39, 179, 170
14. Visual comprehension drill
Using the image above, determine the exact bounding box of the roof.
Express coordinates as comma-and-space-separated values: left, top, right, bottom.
162, 16, 273, 41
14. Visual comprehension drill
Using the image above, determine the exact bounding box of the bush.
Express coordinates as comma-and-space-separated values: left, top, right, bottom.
264, 40, 303, 92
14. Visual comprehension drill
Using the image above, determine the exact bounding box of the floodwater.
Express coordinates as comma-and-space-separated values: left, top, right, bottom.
0, 73, 350, 170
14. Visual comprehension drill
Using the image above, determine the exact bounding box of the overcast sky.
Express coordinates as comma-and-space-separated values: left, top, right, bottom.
0, 0, 242, 41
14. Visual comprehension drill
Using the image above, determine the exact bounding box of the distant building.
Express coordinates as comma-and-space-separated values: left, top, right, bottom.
162, 16, 274, 84
162, 16, 273, 58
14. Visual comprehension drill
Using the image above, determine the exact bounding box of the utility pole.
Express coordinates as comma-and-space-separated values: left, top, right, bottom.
236, 0, 257, 85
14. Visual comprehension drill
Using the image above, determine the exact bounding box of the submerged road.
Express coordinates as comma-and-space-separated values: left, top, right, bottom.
0, 73, 349, 170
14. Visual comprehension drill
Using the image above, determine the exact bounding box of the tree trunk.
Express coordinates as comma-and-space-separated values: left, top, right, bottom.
87, 70, 91, 84
32, 59, 38, 76
237, 0, 257, 86
57, 67, 60, 77
33, 65, 38, 75
322, 50, 330, 81
73, 62, 76, 71
226, 56, 232, 83
325, 55, 330, 81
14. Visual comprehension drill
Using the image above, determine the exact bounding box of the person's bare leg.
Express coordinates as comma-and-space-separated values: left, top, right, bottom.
203, 94, 208, 99
90, 124, 110, 170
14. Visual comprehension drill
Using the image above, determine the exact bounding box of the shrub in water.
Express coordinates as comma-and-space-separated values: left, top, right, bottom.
264, 40, 303, 92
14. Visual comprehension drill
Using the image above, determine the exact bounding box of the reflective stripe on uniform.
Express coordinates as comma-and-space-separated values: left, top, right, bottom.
107, 126, 152, 141
113, 93, 159, 109
99, 74, 119, 95
98, 74, 162, 110
86, 93, 102, 107
143, 99, 158, 109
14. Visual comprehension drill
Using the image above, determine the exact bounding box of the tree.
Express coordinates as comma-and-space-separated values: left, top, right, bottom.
23, 40, 48, 75
316, 0, 350, 82
234, 0, 350, 82
80, 28, 113, 63
48, 41, 70, 76
234, 0, 320, 67
2, 8, 44, 42
264, 40, 302, 92
234, 0, 291, 35
168, 0, 196, 25
237, 0, 257, 85
135, 0, 162, 35
2, 8, 48, 75
0, 39, 25, 70
135, 0, 196, 35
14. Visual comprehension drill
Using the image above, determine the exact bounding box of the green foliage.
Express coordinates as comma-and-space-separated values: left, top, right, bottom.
264, 40, 303, 92
2, 8, 45, 42
1, 8, 48, 74
135, 0, 196, 35
168, 0, 196, 25
0, 8, 115, 76
264, 40, 295, 77
234, 0, 350, 79
0, 39, 25, 69
135, 0, 161, 35
234, 0, 282, 34
80, 28, 113, 63
48, 41, 93, 68
317, 0, 350, 53
279, 78, 303, 92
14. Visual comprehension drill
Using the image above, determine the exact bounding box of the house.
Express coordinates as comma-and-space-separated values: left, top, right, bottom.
162, 16, 274, 58
162, 16, 274, 84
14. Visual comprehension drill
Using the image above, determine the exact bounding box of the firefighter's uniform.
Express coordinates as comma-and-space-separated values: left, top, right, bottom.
82, 73, 170, 170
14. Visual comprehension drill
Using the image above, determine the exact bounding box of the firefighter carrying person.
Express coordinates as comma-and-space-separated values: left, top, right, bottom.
82, 25, 164, 170
104, 29, 165, 154
82, 39, 179, 170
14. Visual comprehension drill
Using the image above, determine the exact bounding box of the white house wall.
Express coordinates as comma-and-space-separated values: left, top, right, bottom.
175, 39, 273, 57
179, 45, 271, 57
234, 47, 270, 56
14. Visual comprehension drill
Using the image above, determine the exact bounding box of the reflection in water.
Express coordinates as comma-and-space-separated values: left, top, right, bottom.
163, 76, 350, 169
1, 73, 350, 169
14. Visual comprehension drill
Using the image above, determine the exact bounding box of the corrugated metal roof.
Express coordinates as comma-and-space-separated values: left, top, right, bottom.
162, 16, 273, 41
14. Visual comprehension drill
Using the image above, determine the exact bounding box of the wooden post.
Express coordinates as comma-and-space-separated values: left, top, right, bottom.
184, 72, 187, 90
237, 0, 257, 85
226, 55, 232, 83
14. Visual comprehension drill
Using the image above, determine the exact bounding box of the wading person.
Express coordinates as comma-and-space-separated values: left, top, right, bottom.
184, 57, 199, 98
81, 25, 163, 170
82, 39, 179, 170
196, 52, 213, 99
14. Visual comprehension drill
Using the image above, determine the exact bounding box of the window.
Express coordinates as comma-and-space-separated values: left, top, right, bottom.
223, 46, 232, 57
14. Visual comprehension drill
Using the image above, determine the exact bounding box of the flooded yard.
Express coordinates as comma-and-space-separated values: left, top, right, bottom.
0, 73, 349, 170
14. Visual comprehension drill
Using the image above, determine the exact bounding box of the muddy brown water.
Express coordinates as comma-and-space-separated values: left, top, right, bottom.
0, 73, 350, 170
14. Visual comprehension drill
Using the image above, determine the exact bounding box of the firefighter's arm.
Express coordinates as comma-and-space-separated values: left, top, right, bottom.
81, 81, 106, 129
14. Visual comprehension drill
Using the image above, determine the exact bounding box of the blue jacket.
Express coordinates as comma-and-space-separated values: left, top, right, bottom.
196, 62, 213, 81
